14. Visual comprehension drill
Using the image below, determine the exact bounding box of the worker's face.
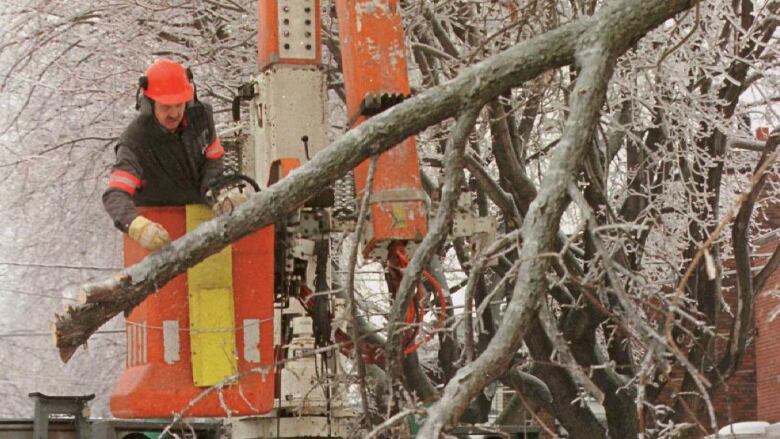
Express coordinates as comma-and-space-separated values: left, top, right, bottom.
154, 102, 186, 131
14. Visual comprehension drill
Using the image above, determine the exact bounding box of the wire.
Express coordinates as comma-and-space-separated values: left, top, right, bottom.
0, 288, 79, 302
0, 329, 124, 339
124, 316, 274, 333
0, 261, 120, 271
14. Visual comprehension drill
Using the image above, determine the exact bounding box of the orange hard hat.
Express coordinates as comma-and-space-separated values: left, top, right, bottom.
141, 59, 194, 105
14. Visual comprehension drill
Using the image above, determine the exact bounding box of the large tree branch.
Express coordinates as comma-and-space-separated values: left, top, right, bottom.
428, 257, 462, 385
716, 129, 779, 378
497, 365, 553, 420
385, 106, 480, 393
489, 100, 534, 214
524, 318, 607, 438
754, 244, 780, 294
464, 152, 521, 226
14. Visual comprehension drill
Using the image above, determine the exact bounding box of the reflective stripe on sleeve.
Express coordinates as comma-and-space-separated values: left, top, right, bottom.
108, 170, 141, 196
204, 138, 224, 160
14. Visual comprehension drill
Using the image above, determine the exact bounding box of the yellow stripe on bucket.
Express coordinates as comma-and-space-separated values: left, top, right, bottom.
186, 204, 237, 387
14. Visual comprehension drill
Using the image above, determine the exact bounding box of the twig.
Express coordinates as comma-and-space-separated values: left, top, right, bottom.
654, 2, 701, 69
345, 155, 378, 427
567, 182, 717, 434
537, 299, 605, 403
668, 149, 778, 336
515, 391, 559, 438
364, 408, 421, 439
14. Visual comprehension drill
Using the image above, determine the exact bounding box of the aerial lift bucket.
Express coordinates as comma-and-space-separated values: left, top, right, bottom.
110, 206, 275, 418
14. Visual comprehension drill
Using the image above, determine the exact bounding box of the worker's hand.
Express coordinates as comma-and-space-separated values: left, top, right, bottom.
212, 187, 248, 215
128, 216, 171, 251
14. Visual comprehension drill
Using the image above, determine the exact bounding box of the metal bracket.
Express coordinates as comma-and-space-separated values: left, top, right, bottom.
291, 237, 315, 260
451, 213, 497, 238
298, 210, 331, 239
29, 393, 94, 439
232, 82, 257, 122
277, 0, 317, 60
431, 192, 499, 263
368, 188, 428, 205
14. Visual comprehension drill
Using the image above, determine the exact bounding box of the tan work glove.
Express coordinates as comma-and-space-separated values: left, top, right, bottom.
128, 216, 171, 251
212, 187, 248, 215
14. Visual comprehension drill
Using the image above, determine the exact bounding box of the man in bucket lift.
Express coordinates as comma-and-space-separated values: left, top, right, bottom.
103, 59, 246, 251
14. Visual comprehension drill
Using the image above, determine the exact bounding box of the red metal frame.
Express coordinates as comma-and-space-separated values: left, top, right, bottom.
335, 0, 427, 256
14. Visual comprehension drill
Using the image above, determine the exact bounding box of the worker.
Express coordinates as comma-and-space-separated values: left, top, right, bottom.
103, 59, 246, 251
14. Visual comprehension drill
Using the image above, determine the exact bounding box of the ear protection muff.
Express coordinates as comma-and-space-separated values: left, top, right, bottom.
185, 67, 199, 103
135, 76, 149, 110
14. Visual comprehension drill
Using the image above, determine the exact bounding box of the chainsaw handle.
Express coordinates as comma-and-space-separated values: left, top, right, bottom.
206, 173, 261, 205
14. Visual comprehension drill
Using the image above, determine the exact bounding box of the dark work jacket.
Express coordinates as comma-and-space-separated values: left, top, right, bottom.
103, 97, 224, 232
